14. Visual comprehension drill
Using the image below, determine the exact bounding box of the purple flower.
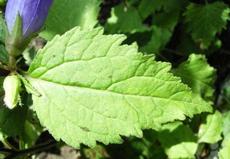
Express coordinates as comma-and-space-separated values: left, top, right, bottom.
5, 0, 53, 38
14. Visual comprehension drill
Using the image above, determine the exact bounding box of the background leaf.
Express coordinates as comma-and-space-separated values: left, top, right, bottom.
105, 3, 148, 34
140, 26, 171, 54
184, 2, 230, 49
219, 111, 230, 159
138, 0, 185, 19
158, 122, 198, 159
40, 0, 102, 40
198, 111, 223, 144
174, 54, 216, 100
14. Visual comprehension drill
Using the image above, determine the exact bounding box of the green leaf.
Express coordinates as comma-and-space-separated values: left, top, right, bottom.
138, 0, 184, 19
184, 2, 230, 49
0, 14, 8, 64
222, 112, 230, 137
0, 44, 8, 64
198, 111, 223, 144
105, 3, 148, 34
21, 120, 42, 148
158, 122, 198, 159
140, 26, 172, 54
138, 0, 183, 54
220, 77, 230, 105
28, 27, 211, 148
219, 137, 230, 159
176, 31, 201, 56
40, 0, 102, 40
174, 54, 216, 100
219, 112, 230, 159
0, 14, 7, 44
153, 10, 180, 31
0, 106, 27, 136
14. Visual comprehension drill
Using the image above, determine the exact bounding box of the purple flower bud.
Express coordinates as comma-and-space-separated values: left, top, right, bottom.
5, 0, 53, 38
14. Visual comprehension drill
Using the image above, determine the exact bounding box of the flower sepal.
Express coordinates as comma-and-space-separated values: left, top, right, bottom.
5, 14, 32, 57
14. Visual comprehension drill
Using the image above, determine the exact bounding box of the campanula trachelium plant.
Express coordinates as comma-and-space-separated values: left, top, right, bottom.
0, 0, 229, 158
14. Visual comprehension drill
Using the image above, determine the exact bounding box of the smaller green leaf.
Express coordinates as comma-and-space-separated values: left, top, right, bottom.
174, 54, 216, 100
138, 0, 185, 19
222, 112, 230, 137
198, 111, 223, 144
184, 2, 230, 49
0, 106, 27, 136
0, 44, 8, 64
220, 77, 230, 105
153, 10, 180, 31
0, 14, 7, 44
219, 112, 230, 159
219, 137, 230, 159
0, 14, 8, 64
105, 3, 148, 34
140, 26, 171, 54
21, 120, 42, 148
158, 122, 197, 159
40, 0, 102, 40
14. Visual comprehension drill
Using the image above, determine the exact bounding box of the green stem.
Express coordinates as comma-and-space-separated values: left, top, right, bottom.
2, 139, 18, 151
8, 55, 17, 71
6, 42, 18, 71
5, 140, 57, 159
0, 148, 16, 154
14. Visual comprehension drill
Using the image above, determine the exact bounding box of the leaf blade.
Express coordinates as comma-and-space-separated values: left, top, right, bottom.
28, 27, 212, 147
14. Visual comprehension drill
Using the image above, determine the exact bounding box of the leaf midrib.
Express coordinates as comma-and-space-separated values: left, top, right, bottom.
28, 76, 198, 106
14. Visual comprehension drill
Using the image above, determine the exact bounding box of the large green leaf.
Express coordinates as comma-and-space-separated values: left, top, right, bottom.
40, 0, 102, 40
174, 54, 216, 100
28, 27, 211, 148
184, 2, 230, 49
